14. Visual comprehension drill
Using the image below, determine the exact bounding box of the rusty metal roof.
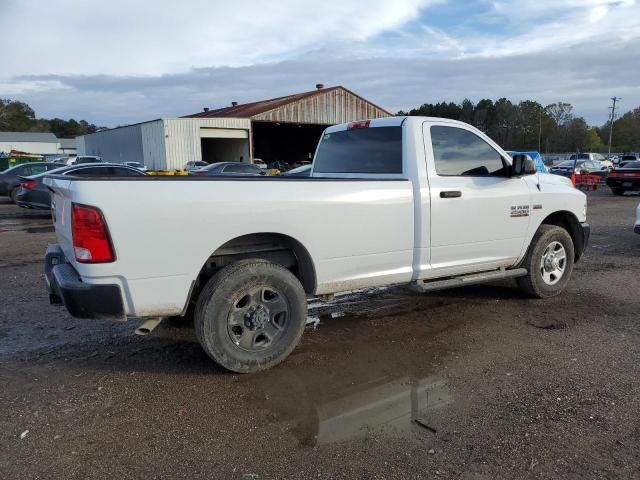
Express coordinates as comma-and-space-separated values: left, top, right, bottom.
183, 86, 392, 119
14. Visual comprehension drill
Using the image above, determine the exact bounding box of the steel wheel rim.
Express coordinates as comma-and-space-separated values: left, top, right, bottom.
227, 285, 289, 352
539, 241, 567, 286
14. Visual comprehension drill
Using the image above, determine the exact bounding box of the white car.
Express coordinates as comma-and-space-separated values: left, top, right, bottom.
184, 161, 208, 171
44, 116, 589, 372
635, 203, 640, 235
252, 158, 267, 169
569, 152, 612, 169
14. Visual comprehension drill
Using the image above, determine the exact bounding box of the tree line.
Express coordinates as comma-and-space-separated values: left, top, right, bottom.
398, 99, 640, 153
0, 99, 104, 139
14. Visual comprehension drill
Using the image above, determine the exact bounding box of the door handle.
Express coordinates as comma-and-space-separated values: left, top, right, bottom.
440, 190, 462, 198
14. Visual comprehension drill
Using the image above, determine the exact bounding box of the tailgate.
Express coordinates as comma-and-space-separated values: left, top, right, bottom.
44, 176, 75, 262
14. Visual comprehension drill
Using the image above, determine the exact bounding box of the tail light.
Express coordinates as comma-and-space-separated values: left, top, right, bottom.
348, 120, 370, 129
21, 180, 37, 190
608, 171, 621, 177
196, 171, 205, 176
71, 203, 115, 263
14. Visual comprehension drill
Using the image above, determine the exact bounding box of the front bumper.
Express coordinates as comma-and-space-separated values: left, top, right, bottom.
45, 244, 125, 319
576, 222, 590, 261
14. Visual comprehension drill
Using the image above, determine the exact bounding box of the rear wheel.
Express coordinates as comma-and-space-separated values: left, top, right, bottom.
9, 187, 19, 203
194, 259, 307, 373
517, 225, 575, 298
610, 187, 624, 196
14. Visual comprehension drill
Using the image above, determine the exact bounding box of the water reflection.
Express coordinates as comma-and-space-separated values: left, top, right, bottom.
315, 376, 451, 444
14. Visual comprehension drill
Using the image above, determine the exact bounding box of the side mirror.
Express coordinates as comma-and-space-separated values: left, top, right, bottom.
512, 154, 537, 176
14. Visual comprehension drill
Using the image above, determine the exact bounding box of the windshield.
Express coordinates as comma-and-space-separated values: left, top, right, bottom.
314, 126, 402, 174
621, 161, 640, 169
621, 155, 637, 161
557, 160, 584, 167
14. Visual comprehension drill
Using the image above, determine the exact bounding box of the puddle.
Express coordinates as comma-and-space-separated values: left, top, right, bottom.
0, 217, 53, 234
315, 375, 451, 445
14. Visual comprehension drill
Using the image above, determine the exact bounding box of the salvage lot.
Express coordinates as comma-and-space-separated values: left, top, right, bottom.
1, 192, 639, 479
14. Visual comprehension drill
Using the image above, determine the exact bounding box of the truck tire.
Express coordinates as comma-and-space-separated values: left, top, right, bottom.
194, 259, 307, 373
517, 225, 575, 299
610, 187, 624, 196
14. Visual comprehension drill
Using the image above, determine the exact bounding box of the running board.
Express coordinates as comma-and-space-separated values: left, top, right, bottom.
410, 268, 528, 293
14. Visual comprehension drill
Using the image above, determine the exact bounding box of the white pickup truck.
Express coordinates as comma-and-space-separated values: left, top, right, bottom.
44, 116, 589, 372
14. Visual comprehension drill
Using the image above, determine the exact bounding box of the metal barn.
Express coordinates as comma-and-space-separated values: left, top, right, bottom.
77, 85, 391, 170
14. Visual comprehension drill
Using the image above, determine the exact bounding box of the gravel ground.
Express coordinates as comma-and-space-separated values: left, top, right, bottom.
0, 191, 639, 480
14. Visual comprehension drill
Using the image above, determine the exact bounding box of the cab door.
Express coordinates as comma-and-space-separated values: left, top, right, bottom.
423, 122, 532, 278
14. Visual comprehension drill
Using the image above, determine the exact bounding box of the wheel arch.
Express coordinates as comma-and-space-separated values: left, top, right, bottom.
540, 210, 585, 261
193, 232, 317, 300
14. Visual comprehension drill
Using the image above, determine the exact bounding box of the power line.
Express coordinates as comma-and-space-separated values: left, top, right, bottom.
607, 97, 620, 159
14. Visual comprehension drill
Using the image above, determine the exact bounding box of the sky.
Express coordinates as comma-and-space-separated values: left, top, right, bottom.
1, 0, 639, 127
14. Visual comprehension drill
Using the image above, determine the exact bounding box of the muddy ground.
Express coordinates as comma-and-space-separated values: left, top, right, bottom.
0, 191, 639, 480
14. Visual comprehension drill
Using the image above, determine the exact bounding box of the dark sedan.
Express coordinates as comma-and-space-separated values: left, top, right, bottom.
16, 163, 147, 210
189, 162, 266, 177
606, 161, 640, 196
281, 164, 312, 177
0, 162, 60, 202
548, 160, 608, 178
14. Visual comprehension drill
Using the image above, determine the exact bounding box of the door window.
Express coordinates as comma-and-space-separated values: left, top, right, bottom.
430, 126, 506, 176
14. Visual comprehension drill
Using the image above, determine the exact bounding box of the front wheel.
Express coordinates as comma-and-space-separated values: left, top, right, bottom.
194, 259, 307, 373
517, 225, 575, 298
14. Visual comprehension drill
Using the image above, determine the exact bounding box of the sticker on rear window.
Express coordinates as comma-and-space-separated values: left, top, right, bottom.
323, 133, 331, 140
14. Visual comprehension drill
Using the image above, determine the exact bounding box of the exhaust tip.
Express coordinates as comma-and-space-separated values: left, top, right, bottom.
134, 317, 164, 336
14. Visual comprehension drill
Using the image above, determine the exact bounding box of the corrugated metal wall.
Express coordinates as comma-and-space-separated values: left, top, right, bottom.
75, 136, 86, 155
252, 88, 391, 124
78, 124, 145, 164
140, 120, 166, 170
163, 118, 250, 170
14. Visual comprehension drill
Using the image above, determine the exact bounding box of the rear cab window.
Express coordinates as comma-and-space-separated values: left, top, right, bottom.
312, 123, 403, 177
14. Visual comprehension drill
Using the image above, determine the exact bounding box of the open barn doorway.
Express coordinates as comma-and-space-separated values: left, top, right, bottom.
251, 121, 327, 169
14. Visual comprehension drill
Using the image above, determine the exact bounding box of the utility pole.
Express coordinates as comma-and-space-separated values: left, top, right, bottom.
607, 97, 620, 159
538, 109, 542, 152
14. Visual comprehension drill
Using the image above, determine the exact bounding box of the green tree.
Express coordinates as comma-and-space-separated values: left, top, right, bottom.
0, 99, 38, 131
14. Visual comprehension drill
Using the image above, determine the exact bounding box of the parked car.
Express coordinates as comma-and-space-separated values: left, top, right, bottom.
16, 163, 147, 210
635, 203, 640, 235
548, 160, 608, 178
0, 162, 60, 202
605, 161, 640, 196
253, 158, 268, 169
189, 162, 267, 176
43, 116, 589, 373
69, 156, 103, 165
568, 152, 612, 169
184, 161, 208, 171
123, 161, 149, 172
282, 164, 312, 177
620, 154, 639, 165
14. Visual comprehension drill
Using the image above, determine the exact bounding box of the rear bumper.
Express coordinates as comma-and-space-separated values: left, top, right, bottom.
45, 244, 125, 319
606, 178, 640, 190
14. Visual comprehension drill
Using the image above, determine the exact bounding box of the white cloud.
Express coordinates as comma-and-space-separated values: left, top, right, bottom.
2, 0, 639, 127
1, 0, 436, 76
